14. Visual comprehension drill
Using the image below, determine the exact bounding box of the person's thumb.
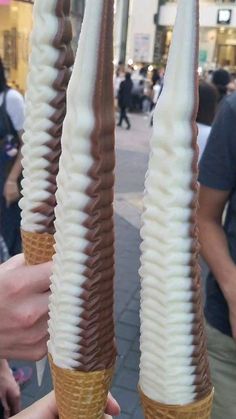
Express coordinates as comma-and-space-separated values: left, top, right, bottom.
105, 393, 120, 416
11, 392, 57, 419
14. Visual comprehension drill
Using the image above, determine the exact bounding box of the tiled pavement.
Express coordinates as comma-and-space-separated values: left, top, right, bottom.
14, 113, 151, 418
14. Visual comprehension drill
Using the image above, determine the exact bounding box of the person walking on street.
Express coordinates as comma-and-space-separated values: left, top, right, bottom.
198, 91, 236, 419
212, 68, 230, 104
117, 72, 133, 130
0, 58, 24, 256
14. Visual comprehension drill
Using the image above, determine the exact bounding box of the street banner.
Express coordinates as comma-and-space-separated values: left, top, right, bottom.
134, 33, 151, 63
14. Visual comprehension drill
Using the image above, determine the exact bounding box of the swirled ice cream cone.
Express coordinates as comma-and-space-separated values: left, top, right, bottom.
20, 0, 74, 384
139, 0, 213, 417
48, 1, 116, 416
20, 0, 73, 239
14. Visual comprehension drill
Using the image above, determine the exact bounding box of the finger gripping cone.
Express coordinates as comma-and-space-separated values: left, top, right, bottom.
139, 388, 214, 419
49, 356, 114, 419
21, 230, 55, 265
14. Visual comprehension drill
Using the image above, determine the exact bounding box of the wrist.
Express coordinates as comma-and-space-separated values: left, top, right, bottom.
6, 179, 17, 184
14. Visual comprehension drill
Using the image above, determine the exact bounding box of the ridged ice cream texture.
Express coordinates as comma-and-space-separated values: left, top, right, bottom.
48, 0, 114, 370
139, 0, 208, 406
20, 0, 66, 232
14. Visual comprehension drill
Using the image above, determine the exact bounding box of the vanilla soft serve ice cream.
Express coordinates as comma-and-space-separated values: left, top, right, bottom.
20, 0, 73, 234
139, 0, 212, 407
48, 2, 116, 417
48, 0, 116, 373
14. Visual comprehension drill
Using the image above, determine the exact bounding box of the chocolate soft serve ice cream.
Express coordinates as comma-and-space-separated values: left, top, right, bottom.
48, 0, 116, 417
139, 0, 213, 417
20, 0, 73, 384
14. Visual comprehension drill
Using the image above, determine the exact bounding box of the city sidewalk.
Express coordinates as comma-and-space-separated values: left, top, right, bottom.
15, 113, 152, 418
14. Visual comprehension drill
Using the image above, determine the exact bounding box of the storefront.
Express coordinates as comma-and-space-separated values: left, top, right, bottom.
0, 0, 85, 93
158, 1, 236, 71
0, 0, 33, 92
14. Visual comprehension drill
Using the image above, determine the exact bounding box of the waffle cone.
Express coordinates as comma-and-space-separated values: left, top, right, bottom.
139, 387, 214, 419
49, 355, 114, 419
21, 230, 55, 265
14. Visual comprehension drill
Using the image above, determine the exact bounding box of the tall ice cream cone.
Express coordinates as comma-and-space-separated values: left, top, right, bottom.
139, 0, 213, 417
20, 0, 74, 384
48, 1, 116, 417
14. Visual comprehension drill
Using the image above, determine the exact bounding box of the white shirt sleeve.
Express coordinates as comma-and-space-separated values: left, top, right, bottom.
6, 89, 25, 132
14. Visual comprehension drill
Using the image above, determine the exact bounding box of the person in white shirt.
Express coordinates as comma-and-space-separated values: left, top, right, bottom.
0, 58, 24, 257
197, 81, 218, 161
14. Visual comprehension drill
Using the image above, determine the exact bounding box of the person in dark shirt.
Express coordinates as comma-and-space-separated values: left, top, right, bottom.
117, 72, 133, 129
198, 92, 236, 419
212, 68, 230, 104
0, 58, 24, 256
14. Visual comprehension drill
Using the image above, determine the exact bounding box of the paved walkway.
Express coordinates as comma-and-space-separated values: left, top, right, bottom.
15, 113, 152, 418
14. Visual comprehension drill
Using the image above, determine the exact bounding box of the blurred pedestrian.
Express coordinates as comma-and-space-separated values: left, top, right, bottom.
205, 69, 213, 83
196, 81, 218, 160
0, 359, 20, 418
212, 68, 230, 104
131, 79, 144, 112
113, 69, 124, 101
0, 235, 8, 264
117, 72, 133, 130
142, 83, 154, 114
0, 58, 24, 256
198, 91, 236, 419
151, 68, 160, 87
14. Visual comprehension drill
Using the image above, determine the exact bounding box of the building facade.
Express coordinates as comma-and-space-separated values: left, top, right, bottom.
114, 0, 236, 70
114, 0, 159, 65
0, 0, 85, 92
0, 0, 33, 91
159, 0, 236, 70
1, 0, 234, 91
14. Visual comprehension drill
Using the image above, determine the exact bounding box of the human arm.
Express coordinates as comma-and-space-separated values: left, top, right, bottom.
0, 359, 20, 418
0, 255, 51, 360
198, 185, 236, 339
3, 132, 22, 207
3, 89, 24, 206
198, 95, 236, 339
11, 391, 120, 418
